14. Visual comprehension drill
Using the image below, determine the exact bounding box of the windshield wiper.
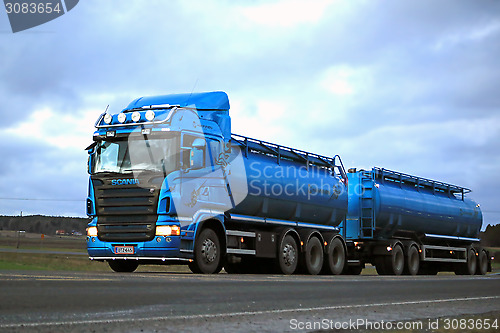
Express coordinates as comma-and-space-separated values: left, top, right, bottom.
95, 170, 130, 176
122, 168, 162, 174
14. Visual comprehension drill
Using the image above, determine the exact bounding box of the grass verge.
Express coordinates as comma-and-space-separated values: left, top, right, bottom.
0, 252, 192, 273
0, 252, 109, 272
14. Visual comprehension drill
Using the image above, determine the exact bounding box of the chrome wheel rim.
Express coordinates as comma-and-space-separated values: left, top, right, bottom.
282, 244, 296, 267
201, 239, 217, 263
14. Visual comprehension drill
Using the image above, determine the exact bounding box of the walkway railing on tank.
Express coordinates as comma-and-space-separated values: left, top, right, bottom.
373, 167, 471, 200
231, 134, 347, 182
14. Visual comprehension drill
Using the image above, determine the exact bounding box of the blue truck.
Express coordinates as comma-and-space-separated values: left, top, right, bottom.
86, 91, 490, 275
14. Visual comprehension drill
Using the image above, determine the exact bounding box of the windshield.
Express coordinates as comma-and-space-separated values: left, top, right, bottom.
94, 135, 179, 175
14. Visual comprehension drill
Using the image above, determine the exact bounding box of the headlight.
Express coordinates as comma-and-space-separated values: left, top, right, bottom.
103, 113, 112, 124
87, 226, 98, 237
156, 225, 180, 236
145, 110, 155, 121
131, 111, 141, 122
117, 113, 126, 123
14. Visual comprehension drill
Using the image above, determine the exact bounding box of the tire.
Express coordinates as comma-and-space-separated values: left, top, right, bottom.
108, 260, 139, 273
476, 250, 488, 275
324, 237, 345, 275
191, 228, 222, 274
455, 248, 477, 275
404, 246, 420, 276
303, 237, 324, 275
188, 261, 202, 274
384, 244, 404, 275
277, 234, 299, 275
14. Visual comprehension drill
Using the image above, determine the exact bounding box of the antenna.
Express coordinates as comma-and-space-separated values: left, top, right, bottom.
185, 78, 199, 107
104, 105, 109, 113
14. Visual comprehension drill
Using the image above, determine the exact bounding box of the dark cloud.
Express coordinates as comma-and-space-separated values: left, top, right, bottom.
0, 0, 498, 227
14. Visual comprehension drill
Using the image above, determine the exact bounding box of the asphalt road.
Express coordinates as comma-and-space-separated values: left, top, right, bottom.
0, 271, 499, 332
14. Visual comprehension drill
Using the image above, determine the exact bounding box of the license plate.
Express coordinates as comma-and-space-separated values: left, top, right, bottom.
114, 246, 134, 254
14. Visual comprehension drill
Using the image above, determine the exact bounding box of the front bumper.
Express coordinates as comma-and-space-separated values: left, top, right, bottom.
86, 234, 193, 260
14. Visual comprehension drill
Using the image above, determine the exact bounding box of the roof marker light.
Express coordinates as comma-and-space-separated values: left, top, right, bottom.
103, 113, 112, 124
132, 111, 141, 122
117, 113, 126, 123
145, 110, 155, 121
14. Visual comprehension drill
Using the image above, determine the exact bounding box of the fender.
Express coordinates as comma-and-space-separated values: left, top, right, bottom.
372, 239, 404, 256
298, 229, 325, 253
192, 210, 227, 253
325, 234, 347, 255
278, 227, 301, 252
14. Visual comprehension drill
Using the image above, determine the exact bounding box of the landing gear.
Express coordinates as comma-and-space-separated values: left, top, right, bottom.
108, 260, 139, 273
190, 228, 223, 274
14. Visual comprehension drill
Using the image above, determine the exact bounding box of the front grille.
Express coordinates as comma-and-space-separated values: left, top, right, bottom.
92, 176, 160, 242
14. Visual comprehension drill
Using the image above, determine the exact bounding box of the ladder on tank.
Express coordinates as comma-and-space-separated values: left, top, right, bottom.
359, 171, 375, 238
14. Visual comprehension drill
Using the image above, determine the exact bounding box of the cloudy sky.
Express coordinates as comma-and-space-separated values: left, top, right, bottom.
0, 0, 499, 228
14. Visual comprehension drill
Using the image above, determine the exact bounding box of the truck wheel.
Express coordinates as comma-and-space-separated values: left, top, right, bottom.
455, 248, 477, 275
384, 244, 404, 275
277, 234, 298, 275
404, 246, 420, 276
303, 237, 324, 275
476, 250, 488, 275
192, 228, 222, 274
325, 237, 345, 275
188, 261, 201, 274
108, 260, 139, 273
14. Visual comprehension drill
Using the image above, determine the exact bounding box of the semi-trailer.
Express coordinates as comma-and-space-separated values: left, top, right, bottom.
86, 91, 490, 275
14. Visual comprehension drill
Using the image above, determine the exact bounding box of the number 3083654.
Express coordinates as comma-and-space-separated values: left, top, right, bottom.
5, 2, 62, 14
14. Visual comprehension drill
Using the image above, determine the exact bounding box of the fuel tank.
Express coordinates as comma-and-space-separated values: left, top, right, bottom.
228, 137, 348, 227
345, 168, 482, 240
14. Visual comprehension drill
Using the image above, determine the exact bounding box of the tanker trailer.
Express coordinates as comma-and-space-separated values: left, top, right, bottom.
342, 167, 490, 276
222, 135, 348, 274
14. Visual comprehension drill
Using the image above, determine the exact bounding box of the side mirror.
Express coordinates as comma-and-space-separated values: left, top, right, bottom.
190, 138, 206, 170
87, 149, 94, 175
85, 142, 98, 175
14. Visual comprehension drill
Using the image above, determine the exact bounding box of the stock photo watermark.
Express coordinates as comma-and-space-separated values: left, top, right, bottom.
289, 317, 499, 331
3, 0, 79, 33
